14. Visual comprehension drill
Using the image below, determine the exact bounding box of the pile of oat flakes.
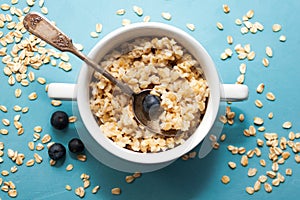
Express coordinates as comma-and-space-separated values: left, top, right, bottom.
90, 36, 209, 153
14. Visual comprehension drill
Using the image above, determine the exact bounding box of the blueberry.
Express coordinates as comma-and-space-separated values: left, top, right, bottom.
68, 138, 85, 153
142, 94, 161, 119
50, 111, 69, 130
48, 143, 66, 160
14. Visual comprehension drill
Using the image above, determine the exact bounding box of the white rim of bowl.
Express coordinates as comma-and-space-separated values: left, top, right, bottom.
77, 22, 221, 164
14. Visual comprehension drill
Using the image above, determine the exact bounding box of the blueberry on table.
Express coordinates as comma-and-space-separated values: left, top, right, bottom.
48, 143, 66, 160
68, 138, 85, 153
50, 111, 69, 130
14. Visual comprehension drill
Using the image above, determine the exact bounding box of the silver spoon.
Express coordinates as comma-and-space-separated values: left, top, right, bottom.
23, 12, 168, 135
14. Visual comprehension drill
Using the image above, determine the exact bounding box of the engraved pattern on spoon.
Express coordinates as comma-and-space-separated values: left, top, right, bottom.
23, 14, 42, 30
52, 33, 72, 49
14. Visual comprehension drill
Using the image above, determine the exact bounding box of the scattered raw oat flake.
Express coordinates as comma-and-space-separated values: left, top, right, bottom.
221, 175, 230, 184
266, 92, 275, 101
266, 46, 273, 57
256, 83, 265, 93
92, 185, 100, 194
272, 24, 282, 32
262, 57, 270, 67
116, 8, 126, 15
90, 31, 99, 38
282, 121, 292, 129
216, 22, 224, 30
143, 15, 151, 22
228, 161, 236, 169
111, 187, 121, 195
122, 19, 131, 26
227, 35, 233, 45
95, 23, 103, 33
133, 5, 143, 16
186, 23, 195, 31
161, 12, 171, 20
279, 35, 286, 42
222, 4, 230, 13
246, 187, 255, 195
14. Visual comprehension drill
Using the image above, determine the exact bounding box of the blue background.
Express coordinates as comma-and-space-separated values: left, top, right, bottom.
1, 0, 300, 199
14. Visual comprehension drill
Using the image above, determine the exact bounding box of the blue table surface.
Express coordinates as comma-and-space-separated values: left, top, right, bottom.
1, 0, 300, 199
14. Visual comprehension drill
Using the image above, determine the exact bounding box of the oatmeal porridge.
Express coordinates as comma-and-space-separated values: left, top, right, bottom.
89, 37, 209, 153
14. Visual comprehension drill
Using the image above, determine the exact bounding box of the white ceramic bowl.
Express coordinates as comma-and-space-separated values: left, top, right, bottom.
48, 22, 248, 172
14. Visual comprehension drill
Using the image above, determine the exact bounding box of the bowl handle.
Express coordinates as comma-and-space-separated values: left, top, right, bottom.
48, 83, 77, 100
47, 83, 248, 102
220, 84, 249, 102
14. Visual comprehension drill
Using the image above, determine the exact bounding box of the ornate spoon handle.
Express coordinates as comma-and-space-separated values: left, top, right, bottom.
23, 12, 134, 96
23, 12, 76, 54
